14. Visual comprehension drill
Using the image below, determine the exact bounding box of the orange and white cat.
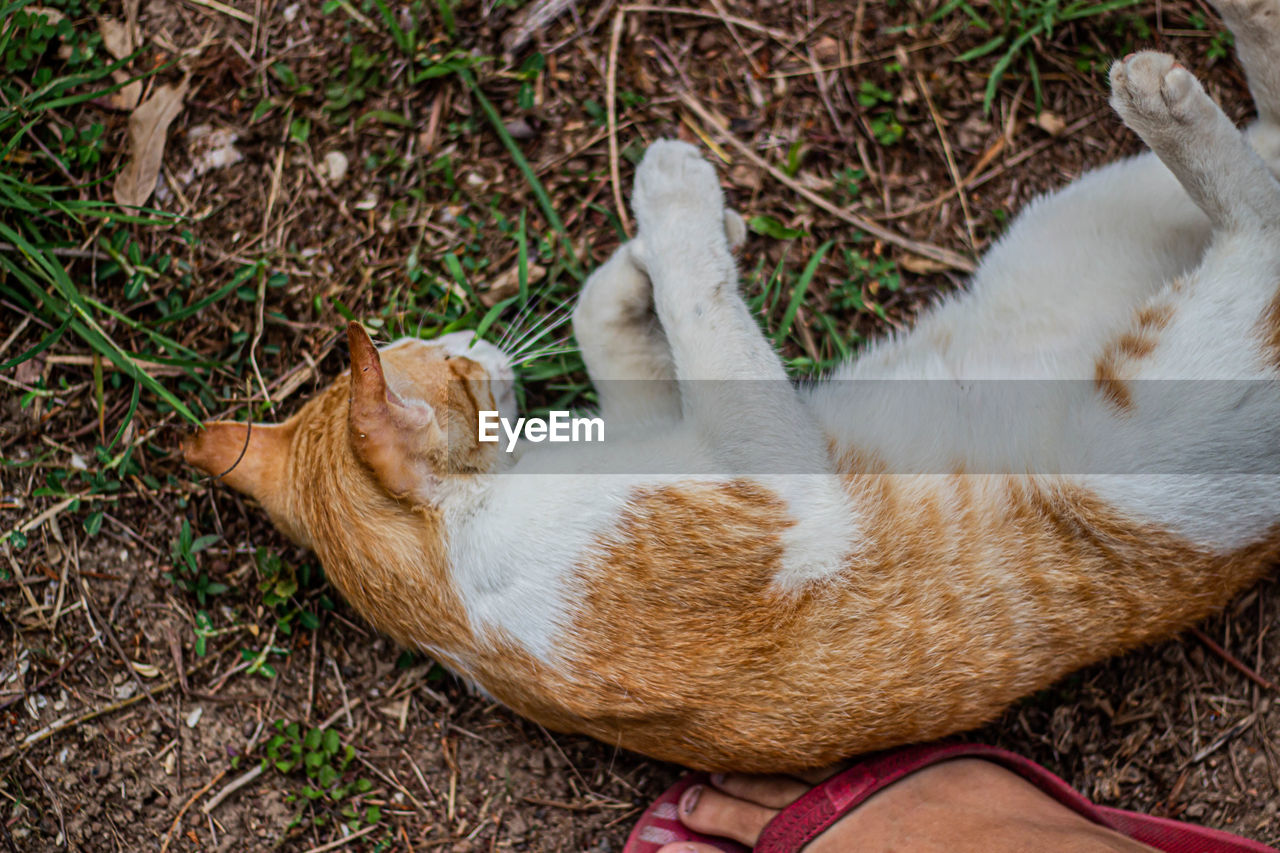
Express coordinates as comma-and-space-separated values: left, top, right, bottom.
186, 0, 1280, 773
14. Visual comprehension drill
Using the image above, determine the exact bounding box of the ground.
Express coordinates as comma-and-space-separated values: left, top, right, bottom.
1, 0, 1278, 850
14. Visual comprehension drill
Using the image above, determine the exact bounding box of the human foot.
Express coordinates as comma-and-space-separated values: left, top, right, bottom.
654, 758, 1158, 853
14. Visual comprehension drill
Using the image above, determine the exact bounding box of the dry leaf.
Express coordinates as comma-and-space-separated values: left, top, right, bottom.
24, 6, 66, 25
97, 16, 133, 59
113, 78, 190, 207
130, 660, 161, 678
123, 0, 140, 47
96, 15, 140, 110
1034, 110, 1067, 137
106, 80, 142, 112
899, 254, 953, 275
480, 262, 546, 307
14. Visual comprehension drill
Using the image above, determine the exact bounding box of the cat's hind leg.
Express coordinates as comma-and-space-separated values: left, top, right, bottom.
1078, 55, 1280, 549
1211, 0, 1280, 176
1110, 51, 1280, 231
1211, 0, 1280, 127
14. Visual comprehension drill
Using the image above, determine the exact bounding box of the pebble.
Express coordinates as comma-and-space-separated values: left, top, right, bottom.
323, 150, 349, 184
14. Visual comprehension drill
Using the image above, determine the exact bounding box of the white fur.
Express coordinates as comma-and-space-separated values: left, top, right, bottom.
436, 0, 1280, 662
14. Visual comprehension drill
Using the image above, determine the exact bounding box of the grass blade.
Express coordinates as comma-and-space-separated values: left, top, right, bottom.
775, 241, 832, 345
456, 67, 583, 280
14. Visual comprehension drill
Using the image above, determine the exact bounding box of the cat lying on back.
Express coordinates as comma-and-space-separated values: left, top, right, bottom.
186, 0, 1280, 773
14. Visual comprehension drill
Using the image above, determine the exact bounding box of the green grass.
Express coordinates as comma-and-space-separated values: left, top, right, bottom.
935, 0, 1145, 113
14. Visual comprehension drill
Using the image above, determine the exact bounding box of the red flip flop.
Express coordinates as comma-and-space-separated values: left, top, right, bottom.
623, 743, 1279, 853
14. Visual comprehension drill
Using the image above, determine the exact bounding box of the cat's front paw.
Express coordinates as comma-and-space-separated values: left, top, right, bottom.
1110, 51, 1216, 129
631, 140, 726, 237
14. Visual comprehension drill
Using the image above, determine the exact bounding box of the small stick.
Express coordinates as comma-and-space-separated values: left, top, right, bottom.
916, 69, 977, 252
621, 4, 795, 42
1190, 625, 1277, 691
328, 657, 354, 729
300, 824, 379, 853
676, 90, 977, 274
201, 764, 264, 815
183, 0, 254, 23
401, 748, 440, 807
354, 755, 428, 816
1187, 710, 1258, 765
606, 8, 631, 238
160, 768, 227, 853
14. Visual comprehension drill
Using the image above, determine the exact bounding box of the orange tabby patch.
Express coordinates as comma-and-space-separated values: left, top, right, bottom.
488, 475, 1280, 772
1094, 293, 1177, 412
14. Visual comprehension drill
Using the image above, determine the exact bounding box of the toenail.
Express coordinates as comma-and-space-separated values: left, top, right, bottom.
710, 773, 726, 787
680, 785, 703, 815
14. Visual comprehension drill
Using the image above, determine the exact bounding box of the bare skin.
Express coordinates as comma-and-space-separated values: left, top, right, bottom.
656, 759, 1159, 853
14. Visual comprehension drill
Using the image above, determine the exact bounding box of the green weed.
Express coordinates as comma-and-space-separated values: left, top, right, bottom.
166, 520, 225, 605
937, 0, 1145, 113
261, 721, 383, 831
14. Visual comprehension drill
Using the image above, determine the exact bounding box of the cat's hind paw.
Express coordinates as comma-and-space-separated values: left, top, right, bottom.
1110, 52, 1217, 131
631, 140, 726, 236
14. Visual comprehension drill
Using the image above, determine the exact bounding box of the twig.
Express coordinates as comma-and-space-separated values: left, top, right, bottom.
1187, 710, 1258, 765
201, 764, 264, 815
606, 8, 631, 238
401, 748, 440, 808
706, 0, 754, 70
916, 69, 977, 253
2, 640, 225, 762
328, 657, 354, 728
354, 755, 428, 816
300, 824, 379, 853
183, 0, 254, 23
880, 110, 1101, 222
1190, 625, 1277, 691
621, 4, 796, 42
676, 90, 977, 274
0, 316, 31, 362
160, 768, 227, 853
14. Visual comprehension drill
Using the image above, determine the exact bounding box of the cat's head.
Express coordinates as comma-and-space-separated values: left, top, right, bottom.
182, 322, 517, 546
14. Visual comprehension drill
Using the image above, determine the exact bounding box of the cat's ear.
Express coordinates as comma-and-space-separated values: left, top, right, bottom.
183, 420, 295, 506
346, 321, 444, 502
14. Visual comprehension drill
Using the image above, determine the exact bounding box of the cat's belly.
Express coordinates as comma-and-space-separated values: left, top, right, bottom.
448, 474, 1280, 772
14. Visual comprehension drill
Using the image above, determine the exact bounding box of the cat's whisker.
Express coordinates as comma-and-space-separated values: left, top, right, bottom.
507, 299, 571, 352
496, 298, 539, 350
509, 333, 578, 367
507, 299, 574, 358
511, 304, 575, 358
509, 348, 578, 368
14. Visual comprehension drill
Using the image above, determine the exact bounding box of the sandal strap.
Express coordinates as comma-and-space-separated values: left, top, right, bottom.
756, 743, 1109, 853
